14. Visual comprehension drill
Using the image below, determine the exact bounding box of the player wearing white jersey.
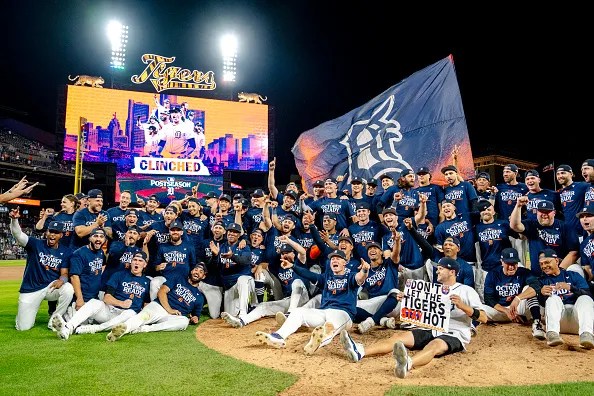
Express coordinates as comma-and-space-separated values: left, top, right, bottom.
157, 108, 195, 158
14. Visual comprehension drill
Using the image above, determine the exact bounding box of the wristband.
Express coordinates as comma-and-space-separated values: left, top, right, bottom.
470, 308, 480, 320
59, 276, 69, 283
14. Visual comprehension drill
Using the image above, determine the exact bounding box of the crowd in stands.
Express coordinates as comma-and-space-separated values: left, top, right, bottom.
7, 154, 594, 377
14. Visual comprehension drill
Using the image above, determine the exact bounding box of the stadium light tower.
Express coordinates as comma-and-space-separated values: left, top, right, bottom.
220, 34, 238, 83
107, 20, 128, 71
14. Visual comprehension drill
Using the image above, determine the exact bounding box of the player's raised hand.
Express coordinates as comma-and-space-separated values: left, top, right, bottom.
269, 157, 276, 171
358, 259, 370, 272
280, 258, 293, 269
9, 206, 20, 219
209, 240, 220, 255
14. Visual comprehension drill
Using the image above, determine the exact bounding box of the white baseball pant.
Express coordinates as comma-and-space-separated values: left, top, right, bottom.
64, 298, 136, 333
545, 295, 594, 335
198, 281, 224, 319
150, 276, 167, 301
120, 301, 190, 334
240, 279, 309, 325
16, 282, 74, 331
223, 275, 256, 317
275, 307, 352, 347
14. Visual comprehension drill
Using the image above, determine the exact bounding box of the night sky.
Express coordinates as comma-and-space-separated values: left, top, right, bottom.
1, 1, 590, 187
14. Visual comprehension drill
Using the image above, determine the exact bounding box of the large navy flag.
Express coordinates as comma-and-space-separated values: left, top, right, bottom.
291, 55, 474, 191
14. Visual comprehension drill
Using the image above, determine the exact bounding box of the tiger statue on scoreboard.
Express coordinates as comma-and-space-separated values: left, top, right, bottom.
68, 75, 105, 88
237, 92, 267, 104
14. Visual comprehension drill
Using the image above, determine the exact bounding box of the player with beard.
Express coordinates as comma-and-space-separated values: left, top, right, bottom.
178, 197, 209, 248
139, 195, 164, 230
106, 263, 207, 341
101, 225, 146, 293
195, 220, 226, 318
143, 205, 179, 272
556, 164, 592, 239
111, 208, 141, 242
72, 189, 112, 248
52, 252, 151, 339
306, 177, 355, 233
107, 190, 133, 225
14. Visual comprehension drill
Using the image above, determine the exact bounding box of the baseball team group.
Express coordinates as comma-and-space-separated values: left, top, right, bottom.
6, 157, 594, 378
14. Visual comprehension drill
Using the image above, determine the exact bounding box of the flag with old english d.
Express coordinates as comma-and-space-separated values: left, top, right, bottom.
291, 55, 474, 192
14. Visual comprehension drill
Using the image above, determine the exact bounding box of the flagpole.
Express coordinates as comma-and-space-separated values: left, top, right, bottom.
552, 161, 557, 190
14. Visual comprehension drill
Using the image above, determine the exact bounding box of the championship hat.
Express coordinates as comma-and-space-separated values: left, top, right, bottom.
328, 249, 347, 260
169, 220, 183, 230
226, 222, 242, 233
47, 221, 63, 233
436, 257, 460, 273
501, 247, 520, 263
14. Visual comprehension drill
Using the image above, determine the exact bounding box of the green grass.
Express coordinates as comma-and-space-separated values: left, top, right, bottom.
1, 278, 592, 396
0, 259, 25, 267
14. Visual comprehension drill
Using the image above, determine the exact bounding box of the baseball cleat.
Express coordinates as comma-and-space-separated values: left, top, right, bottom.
357, 317, 375, 334
546, 331, 564, 347
275, 311, 288, 326
393, 341, 411, 378
304, 322, 334, 355
379, 317, 399, 329
579, 332, 594, 349
531, 319, 546, 340
221, 312, 244, 328
340, 329, 364, 362
106, 323, 127, 342
51, 314, 70, 340
75, 325, 98, 334
255, 331, 286, 348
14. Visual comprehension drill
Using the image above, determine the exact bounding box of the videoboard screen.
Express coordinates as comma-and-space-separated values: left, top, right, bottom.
63, 85, 269, 203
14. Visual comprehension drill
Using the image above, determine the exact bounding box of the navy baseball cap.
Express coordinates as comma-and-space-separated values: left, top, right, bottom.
355, 202, 370, 210
556, 164, 573, 173
250, 228, 264, 236
47, 221, 63, 233
205, 191, 218, 199
212, 220, 225, 228
441, 199, 456, 206
379, 173, 393, 181
187, 197, 200, 205
400, 169, 414, 178
351, 176, 364, 184
126, 225, 141, 233
75, 192, 88, 200
279, 243, 295, 253
325, 177, 338, 185
87, 189, 103, 199
577, 203, 594, 218
169, 107, 181, 113
441, 165, 457, 174
366, 178, 378, 187
164, 205, 179, 214
328, 249, 346, 260
437, 257, 460, 273
284, 190, 298, 200
169, 220, 183, 230
89, 228, 106, 237
444, 236, 461, 249
148, 195, 159, 202
366, 241, 382, 251
226, 222, 242, 233
477, 200, 493, 212
233, 193, 244, 200
539, 249, 558, 259
501, 247, 520, 263
504, 164, 519, 173
250, 189, 266, 198
219, 194, 232, 202
582, 159, 594, 168
133, 251, 148, 262
323, 213, 337, 221
313, 180, 325, 187
382, 207, 397, 216
536, 200, 555, 212
525, 169, 540, 178
194, 261, 208, 273
416, 167, 430, 175
125, 209, 139, 217
476, 171, 490, 181
338, 235, 354, 245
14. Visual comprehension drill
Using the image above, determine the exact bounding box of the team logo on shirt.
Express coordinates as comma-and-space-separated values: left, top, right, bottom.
174, 283, 197, 305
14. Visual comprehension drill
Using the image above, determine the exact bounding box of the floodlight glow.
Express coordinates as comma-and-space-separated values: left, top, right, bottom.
220, 34, 238, 82
108, 20, 128, 70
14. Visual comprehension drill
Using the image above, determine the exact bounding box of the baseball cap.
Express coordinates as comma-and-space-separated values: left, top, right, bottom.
205, 191, 218, 199
441, 199, 456, 206
351, 176, 364, 184
250, 228, 264, 236
477, 200, 493, 212
444, 236, 461, 249
89, 228, 106, 237
87, 189, 103, 199
556, 164, 572, 173
219, 194, 232, 202
212, 220, 225, 228
226, 222, 242, 233
187, 197, 200, 205
366, 178, 378, 187
125, 209, 139, 217
476, 171, 490, 181
382, 207, 397, 216
240, 198, 250, 208
525, 169, 540, 178
400, 169, 414, 178
148, 195, 159, 202
126, 225, 141, 233
328, 249, 347, 260
355, 202, 370, 210
441, 165, 457, 174
250, 188, 266, 198
536, 200, 555, 212
582, 159, 594, 168
284, 190, 298, 200
194, 261, 208, 273
169, 107, 181, 113
132, 251, 148, 262
164, 205, 179, 214
75, 192, 88, 200
282, 214, 297, 223
312, 180, 325, 187
169, 220, 183, 230
366, 241, 382, 251
379, 173, 393, 181
539, 249, 558, 259
504, 164, 519, 173
279, 243, 295, 253
501, 247, 520, 263
576, 203, 594, 218
233, 193, 244, 200
47, 221, 63, 233
436, 257, 460, 273
325, 177, 338, 185
338, 235, 354, 245
323, 213, 337, 221
416, 167, 430, 175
